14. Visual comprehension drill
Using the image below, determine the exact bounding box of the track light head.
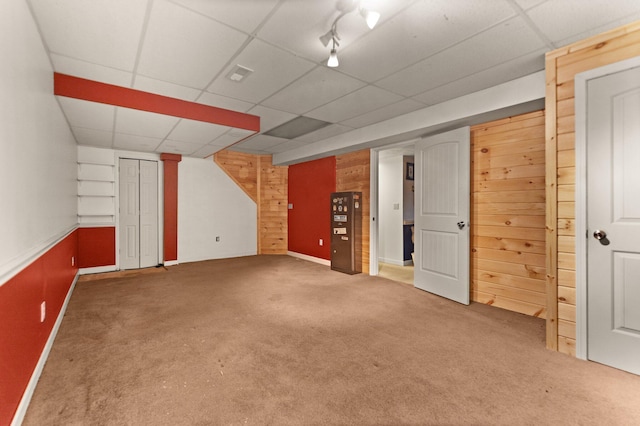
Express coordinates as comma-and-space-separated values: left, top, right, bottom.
360, 8, 380, 29
319, 0, 379, 68
319, 29, 333, 47
328, 49, 339, 67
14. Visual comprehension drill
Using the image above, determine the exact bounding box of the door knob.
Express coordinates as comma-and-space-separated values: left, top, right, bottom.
593, 229, 610, 245
593, 229, 607, 240
457, 221, 466, 230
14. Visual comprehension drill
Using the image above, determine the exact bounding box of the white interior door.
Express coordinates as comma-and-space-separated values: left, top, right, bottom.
139, 160, 158, 268
586, 64, 640, 375
119, 159, 158, 270
414, 127, 470, 304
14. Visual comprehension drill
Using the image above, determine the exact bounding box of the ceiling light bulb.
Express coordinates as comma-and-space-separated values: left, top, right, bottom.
361, 8, 380, 29
328, 49, 339, 67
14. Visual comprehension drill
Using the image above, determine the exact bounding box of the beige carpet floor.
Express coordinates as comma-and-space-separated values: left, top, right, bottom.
24, 255, 640, 425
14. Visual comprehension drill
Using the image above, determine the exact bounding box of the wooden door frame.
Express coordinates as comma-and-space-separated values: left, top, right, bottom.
574, 55, 640, 360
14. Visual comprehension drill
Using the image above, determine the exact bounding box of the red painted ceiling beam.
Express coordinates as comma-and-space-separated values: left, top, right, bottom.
54, 72, 260, 132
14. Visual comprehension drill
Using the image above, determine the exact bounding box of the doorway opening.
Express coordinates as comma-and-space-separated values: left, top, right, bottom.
373, 142, 416, 286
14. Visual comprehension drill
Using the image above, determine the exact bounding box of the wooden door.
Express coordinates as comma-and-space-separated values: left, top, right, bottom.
586, 64, 640, 375
414, 127, 470, 304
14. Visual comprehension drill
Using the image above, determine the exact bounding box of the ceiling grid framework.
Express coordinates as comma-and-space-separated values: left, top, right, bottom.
27, 0, 640, 159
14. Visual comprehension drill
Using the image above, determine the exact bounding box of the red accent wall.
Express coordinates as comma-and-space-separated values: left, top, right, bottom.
0, 230, 78, 425
288, 157, 336, 260
77, 227, 116, 268
161, 154, 181, 262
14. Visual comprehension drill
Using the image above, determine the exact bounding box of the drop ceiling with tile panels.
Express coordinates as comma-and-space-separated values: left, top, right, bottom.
27, 0, 640, 159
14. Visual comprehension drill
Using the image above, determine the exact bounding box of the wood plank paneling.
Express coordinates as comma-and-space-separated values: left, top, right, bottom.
214, 150, 258, 202
336, 149, 370, 274
213, 151, 287, 255
471, 111, 546, 318
258, 155, 288, 255
547, 20, 640, 356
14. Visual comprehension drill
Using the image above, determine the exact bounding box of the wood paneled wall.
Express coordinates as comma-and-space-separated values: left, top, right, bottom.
545, 21, 640, 355
336, 149, 371, 274
258, 155, 288, 255
214, 150, 258, 202
214, 151, 288, 255
470, 111, 547, 317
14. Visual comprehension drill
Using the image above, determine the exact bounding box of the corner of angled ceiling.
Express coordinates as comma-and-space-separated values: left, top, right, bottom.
52, 72, 260, 133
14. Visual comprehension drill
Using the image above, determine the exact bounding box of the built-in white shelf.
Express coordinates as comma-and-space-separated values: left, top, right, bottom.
77, 146, 117, 225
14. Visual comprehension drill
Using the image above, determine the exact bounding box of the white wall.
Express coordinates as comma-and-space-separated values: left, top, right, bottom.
378, 153, 404, 265
0, 0, 77, 282
178, 157, 257, 263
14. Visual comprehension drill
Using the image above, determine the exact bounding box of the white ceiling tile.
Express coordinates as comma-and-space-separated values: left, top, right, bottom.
156, 139, 204, 155
115, 107, 179, 139
113, 133, 163, 152
210, 131, 255, 149
294, 124, 354, 144
257, 1, 347, 63
50, 54, 133, 87
514, 0, 547, 10
339, 0, 515, 82
247, 105, 297, 133
58, 97, 115, 131
137, 1, 248, 89
305, 86, 404, 123
233, 134, 288, 150
191, 144, 223, 159
261, 67, 367, 114
72, 127, 113, 148
268, 139, 312, 154
133, 76, 202, 101
208, 39, 316, 104
170, 0, 279, 34
376, 16, 546, 97
167, 119, 230, 144
197, 92, 255, 113
413, 49, 546, 106
258, 0, 414, 63
29, 0, 147, 71
526, 0, 640, 45
340, 98, 427, 128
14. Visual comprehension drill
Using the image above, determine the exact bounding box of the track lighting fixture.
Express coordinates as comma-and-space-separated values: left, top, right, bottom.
319, 0, 380, 68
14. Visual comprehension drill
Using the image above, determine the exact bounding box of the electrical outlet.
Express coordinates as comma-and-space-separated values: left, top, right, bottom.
319, 239, 323, 246
71, 256, 75, 266
40, 302, 46, 323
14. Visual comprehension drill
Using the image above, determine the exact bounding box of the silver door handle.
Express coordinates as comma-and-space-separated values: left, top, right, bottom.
593, 229, 607, 240
457, 221, 466, 230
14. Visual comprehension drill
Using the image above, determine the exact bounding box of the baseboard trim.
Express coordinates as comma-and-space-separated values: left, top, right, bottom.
164, 260, 179, 267
287, 251, 330, 267
79, 265, 117, 275
11, 272, 79, 426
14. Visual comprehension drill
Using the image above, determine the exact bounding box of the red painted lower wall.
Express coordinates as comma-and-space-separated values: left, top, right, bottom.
0, 230, 78, 425
77, 226, 115, 268
288, 157, 336, 260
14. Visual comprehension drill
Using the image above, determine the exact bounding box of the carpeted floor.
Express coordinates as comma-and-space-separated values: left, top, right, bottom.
24, 255, 640, 425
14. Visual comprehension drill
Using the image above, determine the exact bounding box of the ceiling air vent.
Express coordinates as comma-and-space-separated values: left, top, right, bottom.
226, 65, 253, 82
